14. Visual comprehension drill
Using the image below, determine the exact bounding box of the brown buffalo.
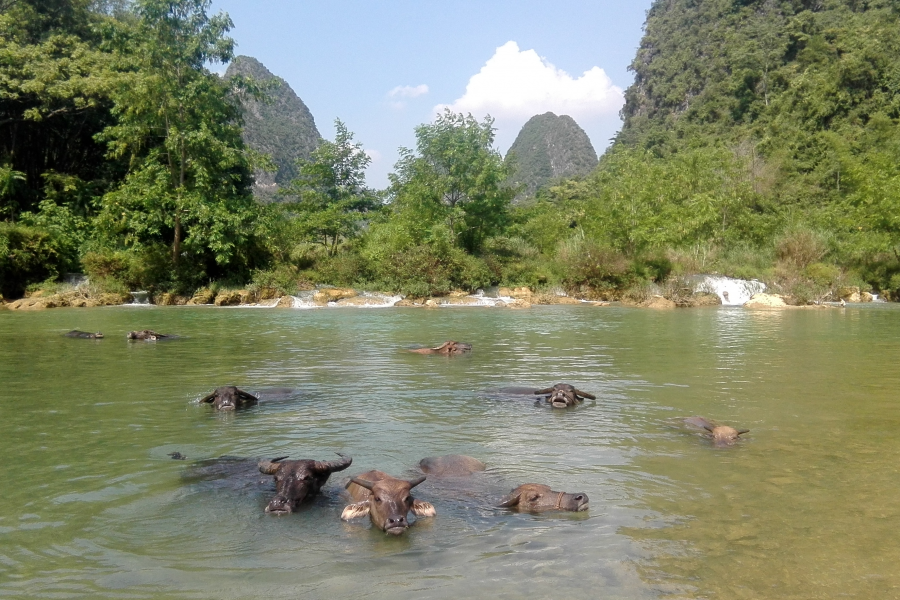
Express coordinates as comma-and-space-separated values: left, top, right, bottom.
534, 383, 596, 408
408, 341, 472, 355
65, 330, 104, 339
199, 386, 258, 411
127, 329, 170, 340
258, 454, 352, 515
418, 454, 486, 477
498, 483, 589, 512
341, 470, 436, 535
685, 416, 749, 447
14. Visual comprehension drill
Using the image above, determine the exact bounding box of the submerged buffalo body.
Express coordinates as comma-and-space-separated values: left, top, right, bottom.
534, 383, 596, 408
418, 454, 486, 477
408, 341, 472, 355
499, 483, 589, 512
341, 470, 435, 535
127, 329, 170, 340
65, 330, 104, 339
199, 386, 258, 411
258, 454, 352, 514
684, 416, 749, 447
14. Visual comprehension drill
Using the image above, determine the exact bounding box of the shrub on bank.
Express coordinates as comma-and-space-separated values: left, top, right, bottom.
0, 223, 68, 298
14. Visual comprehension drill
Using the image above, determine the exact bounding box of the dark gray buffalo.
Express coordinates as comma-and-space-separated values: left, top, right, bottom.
684, 416, 749, 447
127, 329, 171, 340
408, 341, 472, 355
341, 470, 436, 535
498, 483, 589, 512
65, 330, 104, 339
258, 454, 353, 515
199, 386, 258, 411
534, 383, 596, 408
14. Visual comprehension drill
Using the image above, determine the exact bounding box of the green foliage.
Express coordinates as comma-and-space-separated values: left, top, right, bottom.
389, 110, 515, 254
0, 222, 67, 297
281, 119, 377, 254
94, 0, 264, 287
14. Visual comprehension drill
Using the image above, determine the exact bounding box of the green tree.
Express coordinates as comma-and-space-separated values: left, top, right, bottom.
281, 119, 376, 254
389, 110, 515, 253
96, 0, 258, 284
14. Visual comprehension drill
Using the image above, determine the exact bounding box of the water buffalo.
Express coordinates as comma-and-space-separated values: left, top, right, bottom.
418, 454, 486, 477
534, 383, 596, 408
341, 470, 436, 535
498, 483, 589, 512
199, 386, 258, 411
65, 330, 104, 339
127, 329, 170, 340
685, 416, 749, 447
258, 454, 352, 515
408, 341, 472, 355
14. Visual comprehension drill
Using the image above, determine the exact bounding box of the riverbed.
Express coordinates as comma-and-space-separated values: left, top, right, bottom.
1, 304, 898, 599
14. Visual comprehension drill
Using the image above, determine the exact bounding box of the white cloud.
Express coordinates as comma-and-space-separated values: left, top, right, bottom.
387, 84, 429, 110
388, 84, 429, 99
364, 148, 382, 163
435, 41, 625, 152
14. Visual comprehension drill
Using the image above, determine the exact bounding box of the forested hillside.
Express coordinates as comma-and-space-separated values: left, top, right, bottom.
2, 0, 899, 305
225, 56, 320, 200
506, 112, 598, 200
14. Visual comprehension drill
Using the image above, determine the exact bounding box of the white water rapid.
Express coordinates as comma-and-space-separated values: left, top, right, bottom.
691, 275, 767, 306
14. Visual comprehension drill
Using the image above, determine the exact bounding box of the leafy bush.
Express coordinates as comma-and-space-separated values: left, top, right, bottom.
0, 223, 67, 298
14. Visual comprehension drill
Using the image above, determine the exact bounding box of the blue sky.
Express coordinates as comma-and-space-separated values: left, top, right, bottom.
209, 1, 654, 188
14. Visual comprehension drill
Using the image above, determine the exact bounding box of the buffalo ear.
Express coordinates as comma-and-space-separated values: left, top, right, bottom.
534, 388, 554, 395
341, 501, 370, 520
574, 389, 597, 400
349, 477, 375, 491
236, 389, 258, 402
737, 429, 750, 435
407, 475, 426, 489
498, 492, 521, 508
411, 500, 436, 517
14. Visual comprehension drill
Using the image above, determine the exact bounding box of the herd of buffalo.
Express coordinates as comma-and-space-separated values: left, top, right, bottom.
66, 329, 750, 536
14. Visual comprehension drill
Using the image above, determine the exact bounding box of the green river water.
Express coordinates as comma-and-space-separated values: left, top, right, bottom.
0, 303, 898, 599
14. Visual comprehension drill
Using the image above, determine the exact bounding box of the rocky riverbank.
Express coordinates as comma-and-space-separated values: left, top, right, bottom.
1, 283, 881, 311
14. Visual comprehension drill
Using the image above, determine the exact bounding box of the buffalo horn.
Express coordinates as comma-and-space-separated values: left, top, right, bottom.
574, 389, 597, 400
407, 475, 426, 489
737, 429, 750, 435
533, 388, 554, 395
199, 391, 217, 404
313, 453, 353, 473
258, 456, 290, 475
349, 476, 375, 491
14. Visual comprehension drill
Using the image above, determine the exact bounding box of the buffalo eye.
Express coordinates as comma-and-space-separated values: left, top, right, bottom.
529, 494, 541, 502
374, 496, 382, 503
405, 496, 413, 504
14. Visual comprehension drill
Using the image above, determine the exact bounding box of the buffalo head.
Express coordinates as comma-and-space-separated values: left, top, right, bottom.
341, 470, 435, 535
127, 329, 168, 340
409, 341, 473, 355
199, 386, 258, 411
499, 483, 589, 512
534, 383, 596, 408
703, 423, 750, 447
258, 454, 352, 515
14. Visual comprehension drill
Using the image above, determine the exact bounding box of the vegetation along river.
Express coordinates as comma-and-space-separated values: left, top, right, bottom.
1, 304, 898, 599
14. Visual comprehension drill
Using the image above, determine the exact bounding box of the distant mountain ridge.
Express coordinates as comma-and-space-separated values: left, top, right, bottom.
506, 112, 598, 199
225, 56, 321, 200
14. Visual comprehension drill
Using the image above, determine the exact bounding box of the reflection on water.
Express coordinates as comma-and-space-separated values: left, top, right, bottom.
1, 304, 898, 599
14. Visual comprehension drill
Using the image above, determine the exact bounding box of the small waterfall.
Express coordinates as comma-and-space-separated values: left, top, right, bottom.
129, 291, 151, 305
691, 275, 767, 306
